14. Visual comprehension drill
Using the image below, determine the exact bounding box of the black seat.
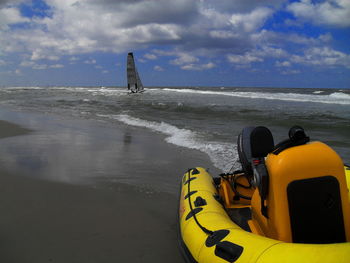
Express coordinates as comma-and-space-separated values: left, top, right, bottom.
250, 127, 274, 158
237, 127, 255, 177
237, 126, 275, 217
237, 126, 274, 178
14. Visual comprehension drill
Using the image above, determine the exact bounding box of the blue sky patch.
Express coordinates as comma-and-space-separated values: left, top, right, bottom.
19, 0, 52, 19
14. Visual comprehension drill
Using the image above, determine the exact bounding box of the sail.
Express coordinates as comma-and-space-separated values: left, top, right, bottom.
127, 52, 144, 93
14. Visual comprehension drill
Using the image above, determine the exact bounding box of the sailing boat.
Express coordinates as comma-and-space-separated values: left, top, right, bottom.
126, 52, 144, 93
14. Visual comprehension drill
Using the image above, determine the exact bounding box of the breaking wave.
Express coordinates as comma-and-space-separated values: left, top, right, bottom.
160, 88, 350, 105
98, 113, 238, 172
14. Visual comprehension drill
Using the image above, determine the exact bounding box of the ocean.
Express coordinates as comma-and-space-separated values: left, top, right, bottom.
0, 86, 349, 193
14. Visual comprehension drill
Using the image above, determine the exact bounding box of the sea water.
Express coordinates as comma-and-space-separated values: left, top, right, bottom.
0, 86, 349, 179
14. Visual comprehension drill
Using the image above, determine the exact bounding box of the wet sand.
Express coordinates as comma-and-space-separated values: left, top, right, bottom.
0, 169, 183, 262
0, 115, 219, 263
0, 120, 32, 139
0, 119, 184, 262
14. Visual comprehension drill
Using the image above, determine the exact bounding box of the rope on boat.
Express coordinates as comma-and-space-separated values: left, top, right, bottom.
187, 169, 214, 236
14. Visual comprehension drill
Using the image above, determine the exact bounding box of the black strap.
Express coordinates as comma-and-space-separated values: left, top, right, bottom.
252, 159, 269, 218
273, 136, 309, 155
273, 126, 310, 155
260, 169, 269, 218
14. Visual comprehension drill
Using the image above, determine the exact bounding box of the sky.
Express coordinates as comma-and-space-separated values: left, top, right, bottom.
0, 0, 349, 88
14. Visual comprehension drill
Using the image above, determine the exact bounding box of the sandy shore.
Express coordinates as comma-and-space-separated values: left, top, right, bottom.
0, 120, 32, 139
0, 120, 184, 262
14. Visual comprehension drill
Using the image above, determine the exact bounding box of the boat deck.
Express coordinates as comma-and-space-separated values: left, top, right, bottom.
226, 207, 252, 232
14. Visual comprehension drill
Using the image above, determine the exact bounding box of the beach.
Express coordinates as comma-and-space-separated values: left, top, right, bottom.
0, 86, 349, 262
0, 114, 217, 263
0, 120, 32, 139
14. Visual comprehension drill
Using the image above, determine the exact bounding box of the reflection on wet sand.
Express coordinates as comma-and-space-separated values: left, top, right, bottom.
0, 108, 219, 193
123, 130, 132, 145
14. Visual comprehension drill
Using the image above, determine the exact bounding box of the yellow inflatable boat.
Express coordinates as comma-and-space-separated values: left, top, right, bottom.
178, 126, 350, 263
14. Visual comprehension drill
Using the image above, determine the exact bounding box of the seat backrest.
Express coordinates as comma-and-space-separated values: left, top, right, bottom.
251, 141, 350, 243
237, 127, 255, 177
250, 126, 274, 158
237, 126, 274, 178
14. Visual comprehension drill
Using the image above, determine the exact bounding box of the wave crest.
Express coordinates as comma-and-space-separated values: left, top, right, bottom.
159, 88, 350, 105
99, 113, 238, 172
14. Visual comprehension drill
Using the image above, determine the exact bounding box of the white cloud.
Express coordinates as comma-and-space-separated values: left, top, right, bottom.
38, 0, 185, 54
227, 46, 287, 66
0, 0, 280, 62
281, 69, 301, 75
32, 64, 48, 70
20, 60, 64, 69
200, 0, 285, 13
50, 64, 64, 68
181, 62, 215, 71
0, 59, 6, 66
251, 29, 327, 46
276, 61, 291, 67
198, 6, 231, 29
154, 65, 164, 71
0, 0, 349, 78
0, 0, 23, 8
227, 53, 263, 65
318, 33, 332, 42
84, 59, 96, 64
0, 67, 22, 75
31, 50, 60, 61
256, 46, 288, 58
209, 30, 239, 39
144, 53, 157, 60
287, 0, 350, 28
1, 0, 186, 62
138, 58, 146, 63
0, 6, 29, 30
170, 53, 199, 65
20, 60, 35, 67
230, 7, 273, 32
69, 56, 79, 61
291, 47, 350, 68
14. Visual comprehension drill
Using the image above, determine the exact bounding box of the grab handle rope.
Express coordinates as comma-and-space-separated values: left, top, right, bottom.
187, 168, 214, 236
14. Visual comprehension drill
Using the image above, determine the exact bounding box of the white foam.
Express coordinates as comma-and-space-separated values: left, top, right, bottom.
160, 88, 350, 105
98, 113, 237, 171
0, 87, 44, 91
51, 87, 87, 91
329, 92, 350, 100
40, 87, 128, 96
